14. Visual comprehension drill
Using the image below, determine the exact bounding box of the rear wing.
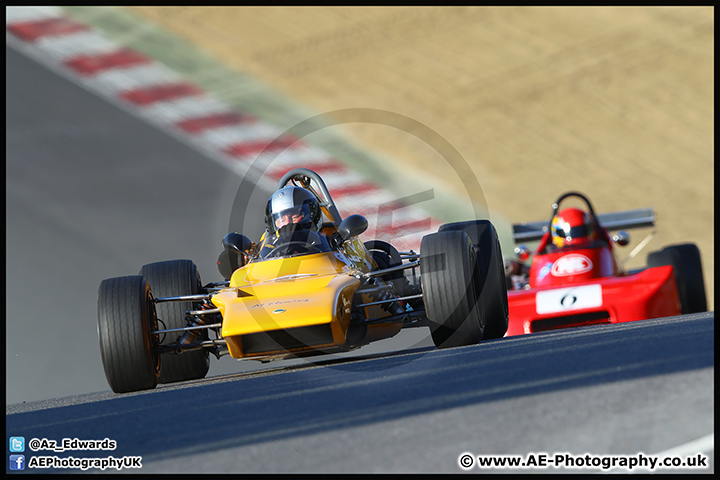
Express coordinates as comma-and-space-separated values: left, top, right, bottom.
512, 208, 656, 243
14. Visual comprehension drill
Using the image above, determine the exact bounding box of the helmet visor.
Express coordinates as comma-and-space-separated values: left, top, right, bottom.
556, 224, 590, 240
271, 204, 313, 230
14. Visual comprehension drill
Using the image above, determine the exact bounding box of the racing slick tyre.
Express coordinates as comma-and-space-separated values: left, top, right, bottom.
364, 240, 403, 268
420, 230, 485, 348
439, 221, 509, 339
97, 276, 160, 393
139, 260, 210, 384
647, 243, 707, 314
366, 240, 422, 309
366, 240, 406, 285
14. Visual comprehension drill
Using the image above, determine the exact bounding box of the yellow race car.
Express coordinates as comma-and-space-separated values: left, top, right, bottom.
97, 168, 509, 393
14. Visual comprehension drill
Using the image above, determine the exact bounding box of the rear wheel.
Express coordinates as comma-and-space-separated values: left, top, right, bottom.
439, 221, 509, 339
140, 260, 210, 384
364, 240, 403, 267
420, 230, 484, 348
647, 243, 707, 314
366, 240, 421, 309
366, 240, 405, 284
97, 276, 160, 393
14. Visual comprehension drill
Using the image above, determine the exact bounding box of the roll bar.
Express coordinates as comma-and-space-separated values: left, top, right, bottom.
512, 191, 656, 243
276, 168, 343, 226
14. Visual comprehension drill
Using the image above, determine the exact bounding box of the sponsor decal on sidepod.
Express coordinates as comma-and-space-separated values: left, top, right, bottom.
551, 254, 593, 276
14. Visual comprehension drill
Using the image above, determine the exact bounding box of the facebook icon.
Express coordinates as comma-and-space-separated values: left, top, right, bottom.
9, 454, 25, 470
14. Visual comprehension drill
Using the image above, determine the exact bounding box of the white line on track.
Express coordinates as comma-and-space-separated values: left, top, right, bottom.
653, 432, 714, 457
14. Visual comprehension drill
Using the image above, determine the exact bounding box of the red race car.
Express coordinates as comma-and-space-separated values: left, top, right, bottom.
503, 192, 707, 336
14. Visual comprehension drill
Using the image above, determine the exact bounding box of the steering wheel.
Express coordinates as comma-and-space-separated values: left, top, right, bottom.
264, 241, 324, 259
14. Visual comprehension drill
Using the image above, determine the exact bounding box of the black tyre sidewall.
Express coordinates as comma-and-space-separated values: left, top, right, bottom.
139, 260, 210, 383
364, 240, 403, 266
97, 276, 159, 393
647, 244, 706, 314
439, 221, 509, 339
673, 244, 707, 313
421, 230, 484, 348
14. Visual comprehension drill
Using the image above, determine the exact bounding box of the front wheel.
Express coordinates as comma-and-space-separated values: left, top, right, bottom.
439, 220, 509, 339
97, 276, 160, 393
420, 230, 484, 348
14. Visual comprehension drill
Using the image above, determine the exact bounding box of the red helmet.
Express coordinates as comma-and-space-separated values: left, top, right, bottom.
551, 207, 595, 248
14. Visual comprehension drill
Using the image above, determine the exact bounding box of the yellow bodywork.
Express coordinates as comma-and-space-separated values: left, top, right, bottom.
211, 239, 394, 359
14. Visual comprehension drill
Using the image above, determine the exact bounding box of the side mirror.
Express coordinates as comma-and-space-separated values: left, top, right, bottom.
217, 233, 253, 280
222, 232, 253, 253
612, 230, 630, 246
514, 244, 531, 263
337, 215, 368, 243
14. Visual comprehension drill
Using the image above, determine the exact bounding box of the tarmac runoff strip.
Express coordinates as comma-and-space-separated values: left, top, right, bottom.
6, 6, 455, 253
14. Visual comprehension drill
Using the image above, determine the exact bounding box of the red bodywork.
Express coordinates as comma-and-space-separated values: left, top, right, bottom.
506, 230, 681, 336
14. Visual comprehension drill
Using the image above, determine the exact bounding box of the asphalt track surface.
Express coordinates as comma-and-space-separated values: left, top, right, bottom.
5, 41, 714, 474
6, 314, 715, 474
